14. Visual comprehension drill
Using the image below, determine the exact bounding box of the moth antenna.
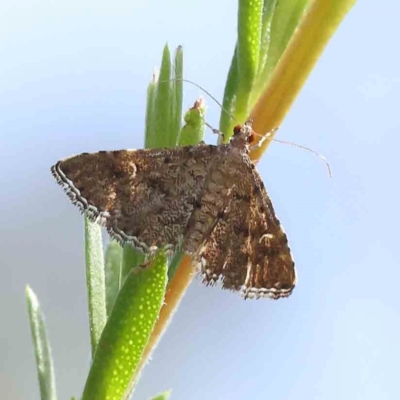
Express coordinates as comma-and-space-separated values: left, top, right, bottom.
273, 138, 332, 178
180, 79, 227, 112
158, 75, 329, 177
159, 77, 237, 124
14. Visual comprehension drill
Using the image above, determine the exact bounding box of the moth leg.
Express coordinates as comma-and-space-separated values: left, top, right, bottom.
204, 122, 226, 142
249, 128, 277, 152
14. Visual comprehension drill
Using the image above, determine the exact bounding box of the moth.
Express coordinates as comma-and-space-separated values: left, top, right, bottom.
51, 122, 296, 299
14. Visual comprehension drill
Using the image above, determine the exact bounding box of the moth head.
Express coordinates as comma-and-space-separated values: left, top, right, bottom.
231, 120, 255, 150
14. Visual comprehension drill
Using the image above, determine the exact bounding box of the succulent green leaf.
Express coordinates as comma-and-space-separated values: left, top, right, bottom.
81, 250, 168, 400
145, 76, 157, 148
237, 0, 263, 81
235, 0, 263, 122
104, 240, 123, 317
152, 44, 173, 148
150, 390, 172, 400
172, 46, 184, 143
219, 45, 239, 141
252, 0, 310, 103
220, 0, 311, 138
26, 286, 57, 400
146, 45, 183, 149
121, 244, 145, 284
85, 217, 107, 356
255, 0, 278, 90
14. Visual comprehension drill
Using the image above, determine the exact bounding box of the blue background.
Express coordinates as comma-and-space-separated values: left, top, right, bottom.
1, 1, 399, 399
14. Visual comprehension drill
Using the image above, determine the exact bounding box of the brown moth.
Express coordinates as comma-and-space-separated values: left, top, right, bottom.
51, 122, 296, 299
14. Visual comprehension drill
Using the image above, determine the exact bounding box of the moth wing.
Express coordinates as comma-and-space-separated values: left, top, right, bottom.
51, 146, 215, 252
197, 156, 296, 299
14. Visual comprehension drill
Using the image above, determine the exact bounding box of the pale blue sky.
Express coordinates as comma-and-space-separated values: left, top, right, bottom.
1, 1, 399, 399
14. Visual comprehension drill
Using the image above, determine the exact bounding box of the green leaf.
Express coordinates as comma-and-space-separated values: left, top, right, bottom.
252, 0, 310, 103
151, 390, 172, 400
235, 0, 263, 121
220, 0, 311, 139
172, 46, 184, 143
151, 44, 173, 148
85, 217, 107, 356
219, 45, 239, 141
145, 75, 157, 148
26, 286, 57, 400
82, 250, 168, 400
146, 44, 184, 149
257, 0, 278, 78
104, 240, 123, 317
265, 0, 310, 73
121, 244, 145, 284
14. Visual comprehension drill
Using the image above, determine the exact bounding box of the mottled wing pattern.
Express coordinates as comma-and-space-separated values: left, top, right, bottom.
182, 145, 238, 254
51, 146, 216, 252
196, 154, 297, 299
